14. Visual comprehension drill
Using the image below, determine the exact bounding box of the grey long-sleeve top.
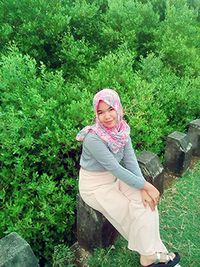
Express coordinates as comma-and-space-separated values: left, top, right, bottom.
79, 132, 146, 189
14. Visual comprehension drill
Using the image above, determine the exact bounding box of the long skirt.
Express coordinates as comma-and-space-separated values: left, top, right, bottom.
79, 167, 168, 256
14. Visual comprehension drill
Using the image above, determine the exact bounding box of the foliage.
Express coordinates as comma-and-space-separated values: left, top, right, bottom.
0, 0, 71, 67
104, 0, 159, 57
0, 47, 93, 264
87, 50, 200, 154
153, 0, 200, 76
52, 244, 75, 267
0, 0, 106, 79
130, 53, 200, 154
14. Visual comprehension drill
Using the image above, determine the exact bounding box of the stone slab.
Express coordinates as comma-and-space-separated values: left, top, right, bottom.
76, 194, 118, 251
164, 131, 192, 176
0, 232, 39, 267
137, 150, 164, 193
188, 119, 200, 156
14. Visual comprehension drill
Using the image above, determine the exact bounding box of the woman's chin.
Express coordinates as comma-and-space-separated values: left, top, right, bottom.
103, 122, 116, 128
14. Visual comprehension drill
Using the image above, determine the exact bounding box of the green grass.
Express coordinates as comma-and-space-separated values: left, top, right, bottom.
87, 160, 200, 267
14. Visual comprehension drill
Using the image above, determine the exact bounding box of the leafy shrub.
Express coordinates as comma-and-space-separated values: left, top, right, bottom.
119, 73, 171, 155
0, 0, 71, 67
125, 53, 200, 154
87, 44, 135, 92
68, 0, 105, 42
57, 32, 97, 79
137, 53, 200, 126
0, 0, 107, 79
103, 0, 159, 57
0, 47, 93, 264
153, 0, 200, 76
53, 244, 75, 267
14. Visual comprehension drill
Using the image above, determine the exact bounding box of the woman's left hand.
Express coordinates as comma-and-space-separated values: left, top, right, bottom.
141, 189, 157, 211
143, 181, 160, 205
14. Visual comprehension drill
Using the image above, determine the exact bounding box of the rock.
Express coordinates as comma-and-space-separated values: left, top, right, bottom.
164, 131, 192, 176
76, 194, 118, 251
137, 150, 164, 193
188, 119, 200, 156
0, 232, 39, 267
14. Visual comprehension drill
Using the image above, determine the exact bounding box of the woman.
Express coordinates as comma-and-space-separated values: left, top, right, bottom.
76, 88, 181, 267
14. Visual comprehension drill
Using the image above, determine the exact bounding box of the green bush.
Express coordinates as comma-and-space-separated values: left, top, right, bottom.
137, 53, 200, 126
153, 0, 200, 76
57, 32, 97, 79
0, 0, 71, 67
125, 53, 200, 154
0, 0, 107, 79
0, 47, 94, 264
52, 244, 75, 267
87, 44, 135, 91
102, 0, 159, 57
1, 0, 199, 79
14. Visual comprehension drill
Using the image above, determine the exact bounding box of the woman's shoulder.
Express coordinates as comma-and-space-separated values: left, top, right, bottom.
84, 131, 102, 143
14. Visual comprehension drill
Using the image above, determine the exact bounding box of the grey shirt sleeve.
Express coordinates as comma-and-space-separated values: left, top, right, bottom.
122, 136, 145, 179
83, 134, 145, 189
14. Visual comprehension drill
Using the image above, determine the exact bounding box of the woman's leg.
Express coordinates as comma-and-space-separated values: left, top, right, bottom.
79, 169, 179, 266
118, 180, 168, 255
81, 179, 167, 254
118, 180, 178, 266
79, 190, 129, 240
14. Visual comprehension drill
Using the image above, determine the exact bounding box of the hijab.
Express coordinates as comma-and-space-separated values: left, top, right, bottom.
76, 88, 130, 153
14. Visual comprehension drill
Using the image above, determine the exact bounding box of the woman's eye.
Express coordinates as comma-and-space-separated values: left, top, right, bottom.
109, 107, 114, 111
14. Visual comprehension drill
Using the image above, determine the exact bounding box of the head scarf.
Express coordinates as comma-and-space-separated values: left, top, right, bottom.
76, 88, 130, 153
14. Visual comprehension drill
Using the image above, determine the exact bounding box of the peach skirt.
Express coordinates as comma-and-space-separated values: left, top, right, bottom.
79, 168, 168, 255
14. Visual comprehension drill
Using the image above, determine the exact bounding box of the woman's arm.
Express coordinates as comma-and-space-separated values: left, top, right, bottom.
122, 136, 160, 204
122, 136, 144, 178
84, 133, 145, 189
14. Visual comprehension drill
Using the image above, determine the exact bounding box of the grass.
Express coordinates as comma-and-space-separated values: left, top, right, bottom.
86, 160, 200, 267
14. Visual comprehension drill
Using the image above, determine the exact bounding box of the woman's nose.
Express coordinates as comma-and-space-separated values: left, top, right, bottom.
104, 111, 111, 119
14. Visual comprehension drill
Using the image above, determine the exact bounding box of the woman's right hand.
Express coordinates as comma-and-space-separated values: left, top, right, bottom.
141, 189, 156, 211
143, 181, 160, 205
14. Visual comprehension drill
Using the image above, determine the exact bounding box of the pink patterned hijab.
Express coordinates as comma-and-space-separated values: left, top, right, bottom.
76, 88, 130, 153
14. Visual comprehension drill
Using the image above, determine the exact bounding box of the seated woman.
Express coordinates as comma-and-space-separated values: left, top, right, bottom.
76, 88, 182, 267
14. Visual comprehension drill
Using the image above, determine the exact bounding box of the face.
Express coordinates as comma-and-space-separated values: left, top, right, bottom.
97, 100, 118, 128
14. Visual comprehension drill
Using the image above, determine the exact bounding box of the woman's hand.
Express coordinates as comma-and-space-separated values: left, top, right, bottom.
143, 181, 160, 206
141, 189, 156, 211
